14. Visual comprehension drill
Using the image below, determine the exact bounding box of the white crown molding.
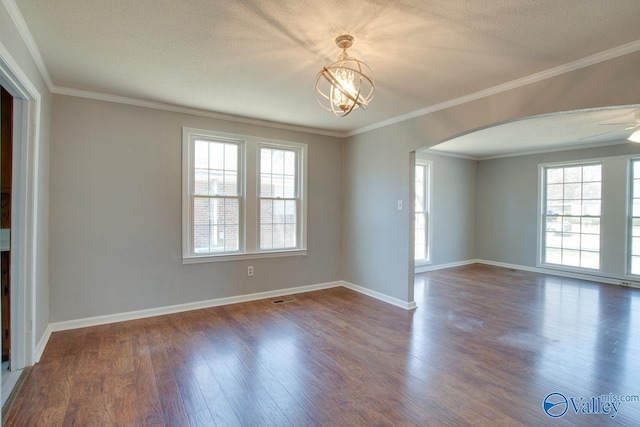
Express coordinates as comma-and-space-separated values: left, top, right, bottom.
477, 139, 631, 161
348, 39, 640, 137
2, 0, 53, 90
7, 0, 640, 142
51, 85, 346, 138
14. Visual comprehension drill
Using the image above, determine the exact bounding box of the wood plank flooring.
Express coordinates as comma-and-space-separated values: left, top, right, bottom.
5, 264, 640, 426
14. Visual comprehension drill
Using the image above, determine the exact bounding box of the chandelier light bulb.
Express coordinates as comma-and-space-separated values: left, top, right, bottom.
315, 35, 375, 117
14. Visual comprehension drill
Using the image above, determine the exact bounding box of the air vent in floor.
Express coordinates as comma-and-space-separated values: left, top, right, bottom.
272, 297, 297, 304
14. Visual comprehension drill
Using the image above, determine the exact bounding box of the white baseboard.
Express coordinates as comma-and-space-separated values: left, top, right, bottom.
475, 259, 638, 287
48, 281, 343, 333
415, 258, 640, 288
341, 281, 417, 310
34, 324, 53, 363
415, 259, 479, 273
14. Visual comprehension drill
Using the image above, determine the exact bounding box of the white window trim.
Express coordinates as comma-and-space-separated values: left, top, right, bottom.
536, 160, 603, 273
182, 128, 307, 263
627, 157, 638, 278
415, 160, 432, 265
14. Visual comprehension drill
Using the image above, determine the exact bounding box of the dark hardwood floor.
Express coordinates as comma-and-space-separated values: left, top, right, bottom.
5, 264, 640, 426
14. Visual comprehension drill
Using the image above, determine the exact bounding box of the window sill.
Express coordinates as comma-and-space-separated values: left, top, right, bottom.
183, 249, 307, 264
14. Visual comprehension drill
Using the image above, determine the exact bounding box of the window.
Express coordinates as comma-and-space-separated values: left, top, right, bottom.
629, 159, 640, 275
541, 163, 602, 270
183, 128, 307, 262
193, 139, 241, 254
414, 161, 431, 263
259, 146, 299, 250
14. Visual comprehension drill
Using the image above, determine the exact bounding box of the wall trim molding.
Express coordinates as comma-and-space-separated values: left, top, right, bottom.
48, 281, 342, 333
35, 279, 417, 359
51, 86, 345, 138
348, 39, 640, 137
476, 259, 640, 287
341, 281, 417, 310
416, 258, 640, 289
34, 324, 52, 362
1, 0, 53, 89
415, 259, 478, 273
6, 0, 640, 142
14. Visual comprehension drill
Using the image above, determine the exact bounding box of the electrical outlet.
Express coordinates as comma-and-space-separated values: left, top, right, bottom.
247, 266, 254, 276
621, 281, 631, 287
397, 200, 403, 211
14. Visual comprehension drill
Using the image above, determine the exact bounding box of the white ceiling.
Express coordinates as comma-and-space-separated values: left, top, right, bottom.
12, 0, 640, 135
428, 107, 640, 159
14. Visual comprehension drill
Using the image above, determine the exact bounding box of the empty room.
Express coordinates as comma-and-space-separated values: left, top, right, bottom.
1, 0, 640, 425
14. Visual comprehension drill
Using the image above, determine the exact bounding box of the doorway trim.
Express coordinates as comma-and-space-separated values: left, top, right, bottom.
0, 40, 42, 371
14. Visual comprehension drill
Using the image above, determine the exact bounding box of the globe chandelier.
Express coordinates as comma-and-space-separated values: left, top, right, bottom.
315, 35, 375, 117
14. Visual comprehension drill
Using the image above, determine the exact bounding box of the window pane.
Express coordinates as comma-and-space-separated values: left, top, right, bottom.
634, 179, 640, 198
283, 175, 296, 198
194, 169, 209, 195
632, 256, 640, 275
195, 140, 209, 169
582, 200, 600, 216
633, 237, 640, 256
546, 202, 564, 216
564, 167, 582, 183
272, 150, 284, 174
564, 183, 581, 200
261, 148, 272, 174
546, 184, 563, 200
632, 218, 640, 237
562, 233, 580, 250
582, 165, 601, 182
580, 251, 600, 269
545, 248, 561, 264
582, 217, 600, 234
580, 234, 599, 252
225, 144, 238, 171
260, 174, 273, 198
562, 249, 580, 266
285, 200, 297, 224
582, 182, 601, 199
194, 197, 210, 226
284, 151, 296, 175
547, 168, 563, 184
546, 232, 561, 248
634, 199, 640, 217
209, 142, 224, 170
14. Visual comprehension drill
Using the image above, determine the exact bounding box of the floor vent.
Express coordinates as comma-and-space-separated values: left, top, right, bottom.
272, 297, 296, 304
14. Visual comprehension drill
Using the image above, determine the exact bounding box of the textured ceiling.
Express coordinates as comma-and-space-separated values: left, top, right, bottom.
13, 0, 640, 134
428, 107, 640, 159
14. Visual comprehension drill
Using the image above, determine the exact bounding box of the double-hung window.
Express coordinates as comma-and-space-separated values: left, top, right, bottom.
414, 161, 431, 263
541, 162, 602, 270
183, 128, 307, 262
629, 159, 640, 275
259, 146, 300, 250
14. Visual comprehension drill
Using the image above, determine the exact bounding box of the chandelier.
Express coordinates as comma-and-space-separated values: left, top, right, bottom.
315, 35, 375, 117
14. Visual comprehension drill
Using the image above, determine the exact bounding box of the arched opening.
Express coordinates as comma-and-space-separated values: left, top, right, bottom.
411, 105, 640, 302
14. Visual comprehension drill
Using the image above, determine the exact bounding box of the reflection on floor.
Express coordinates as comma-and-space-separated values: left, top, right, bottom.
4, 264, 640, 425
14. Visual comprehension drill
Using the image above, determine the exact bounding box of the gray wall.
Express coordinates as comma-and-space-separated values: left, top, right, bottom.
343, 51, 640, 305
476, 142, 640, 278
416, 151, 476, 266
49, 95, 343, 322
1, 3, 51, 353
